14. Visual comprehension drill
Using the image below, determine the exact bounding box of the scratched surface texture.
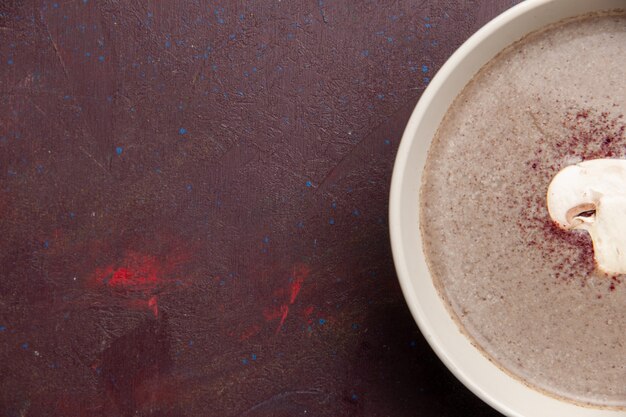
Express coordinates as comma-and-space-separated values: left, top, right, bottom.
1, 1, 518, 416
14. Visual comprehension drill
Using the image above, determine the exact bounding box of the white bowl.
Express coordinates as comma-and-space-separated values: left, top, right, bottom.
389, 1, 626, 416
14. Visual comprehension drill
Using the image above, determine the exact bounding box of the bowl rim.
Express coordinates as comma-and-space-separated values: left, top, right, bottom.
389, 0, 626, 416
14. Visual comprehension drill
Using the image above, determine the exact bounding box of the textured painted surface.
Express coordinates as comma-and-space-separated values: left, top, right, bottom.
1, 1, 517, 416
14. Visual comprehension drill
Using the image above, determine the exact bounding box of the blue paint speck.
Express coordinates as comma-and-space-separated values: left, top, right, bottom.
217, 18, 225, 25
115, 146, 123, 155
0, 325, 6, 332
251, 353, 257, 361
106, 96, 113, 103
331, 201, 337, 209
179, 127, 187, 135
53, 2, 59, 8
43, 240, 50, 249
98, 55, 105, 62
243, 71, 249, 77
318, 318, 326, 325
423, 77, 430, 84
387, 36, 394, 43
165, 40, 171, 48
329, 218, 335, 225
422, 65, 429, 73
287, 33, 295, 40
351, 393, 359, 401
425, 23, 432, 28
377, 93, 385, 100
361, 50, 369, 57
239, 14, 245, 21
351, 323, 359, 330
63, 95, 71, 100
305, 180, 312, 188
352, 209, 360, 216
7, 58, 14, 65
147, 11, 153, 18
85, 52, 91, 57
384, 139, 391, 145
83, 0, 88, 3
21, 342, 29, 350
188, 340, 194, 346
69, 212, 75, 219
186, 184, 193, 191
296, 220, 304, 228
242, 358, 249, 365
36, 165, 44, 174
263, 236, 270, 244
229, 34, 236, 40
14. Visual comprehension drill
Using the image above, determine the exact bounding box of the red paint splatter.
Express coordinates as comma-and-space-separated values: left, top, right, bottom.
274, 263, 311, 334
148, 296, 158, 317
289, 278, 304, 304
92, 253, 157, 291
240, 263, 313, 339
110, 267, 158, 288
275, 304, 290, 335
303, 305, 315, 317
88, 248, 190, 317
90, 250, 189, 291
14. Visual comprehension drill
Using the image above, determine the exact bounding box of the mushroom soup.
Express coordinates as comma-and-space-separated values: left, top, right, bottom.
421, 11, 626, 407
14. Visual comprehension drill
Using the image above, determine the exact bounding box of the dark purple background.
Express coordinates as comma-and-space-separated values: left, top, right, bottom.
1, 1, 518, 416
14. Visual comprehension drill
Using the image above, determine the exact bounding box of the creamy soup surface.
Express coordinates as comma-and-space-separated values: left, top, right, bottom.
421, 11, 626, 407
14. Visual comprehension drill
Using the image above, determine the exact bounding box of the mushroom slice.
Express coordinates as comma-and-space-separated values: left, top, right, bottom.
547, 158, 626, 275
565, 203, 596, 229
